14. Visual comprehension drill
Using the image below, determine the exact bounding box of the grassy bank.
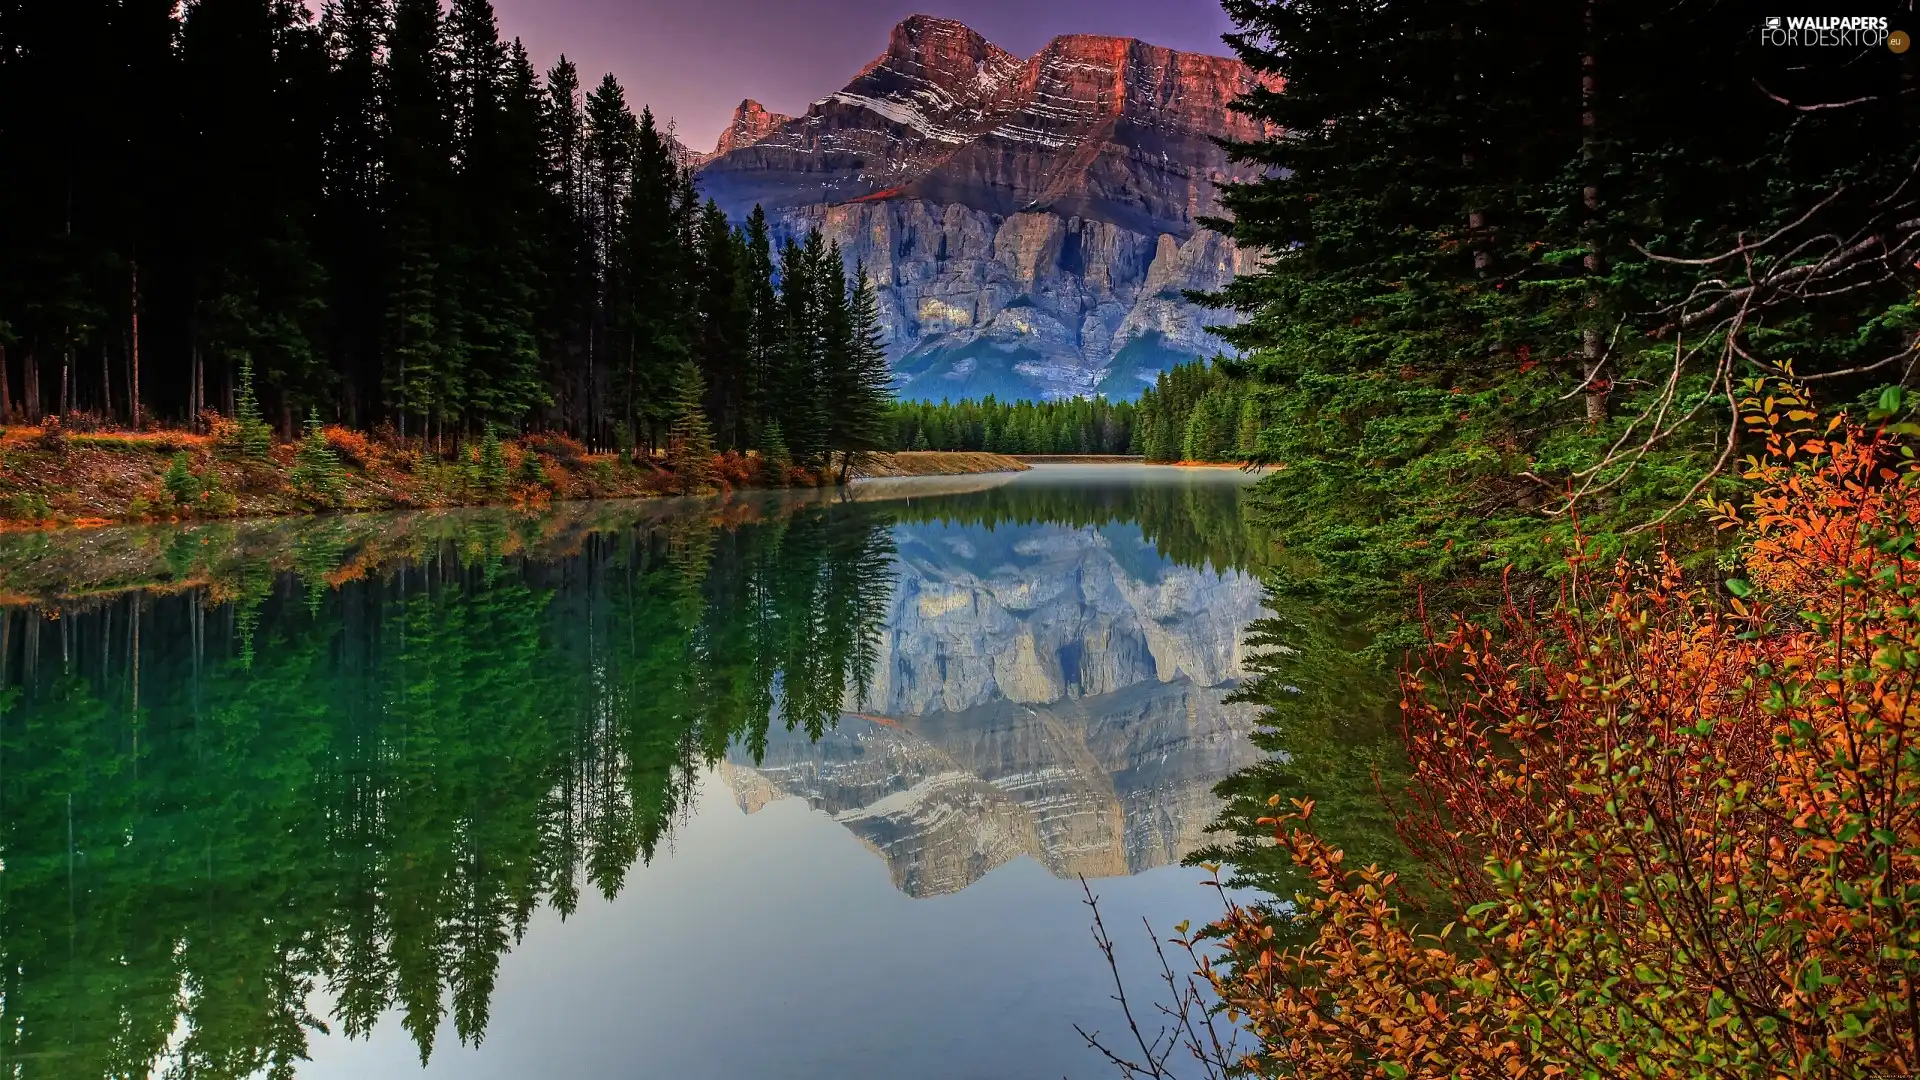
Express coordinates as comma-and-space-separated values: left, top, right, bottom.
849, 450, 1029, 478
0, 423, 1027, 529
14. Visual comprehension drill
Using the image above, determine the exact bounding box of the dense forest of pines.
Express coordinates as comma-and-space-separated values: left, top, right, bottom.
890, 360, 1268, 463
0, 0, 892, 473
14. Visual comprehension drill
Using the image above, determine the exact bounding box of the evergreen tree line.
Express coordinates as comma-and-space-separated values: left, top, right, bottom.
887, 396, 1138, 455
886, 368, 1270, 462
0, 499, 896, 1073
1134, 360, 1265, 463
0, 0, 891, 472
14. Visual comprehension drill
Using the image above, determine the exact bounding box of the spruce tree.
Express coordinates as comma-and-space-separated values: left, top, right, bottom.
473, 422, 508, 494
319, 0, 391, 425
231, 352, 275, 457
666, 358, 715, 493
384, 0, 457, 440
738, 206, 779, 446
290, 408, 346, 503
692, 201, 744, 449
835, 263, 893, 482
759, 420, 790, 482
775, 236, 826, 468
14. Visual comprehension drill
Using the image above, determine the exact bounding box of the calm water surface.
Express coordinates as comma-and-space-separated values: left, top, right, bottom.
0, 465, 1271, 1079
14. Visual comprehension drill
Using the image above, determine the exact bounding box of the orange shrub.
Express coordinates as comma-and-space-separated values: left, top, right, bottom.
521, 431, 587, 466
322, 424, 376, 467
1202, 422, 1920, 1078
714, 450, 757, 489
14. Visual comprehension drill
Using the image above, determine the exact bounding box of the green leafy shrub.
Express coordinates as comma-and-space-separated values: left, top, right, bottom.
514, 449, 550, 488
5, 492, 51, 520
200, 470, 237, 516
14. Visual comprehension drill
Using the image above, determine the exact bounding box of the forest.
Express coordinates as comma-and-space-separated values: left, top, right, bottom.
1119, 2, 1920, 1077
886, 361, 1267, 463
0, 0, 891, 471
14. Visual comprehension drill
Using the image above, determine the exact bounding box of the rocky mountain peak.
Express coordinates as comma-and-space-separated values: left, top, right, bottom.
862, 14, 1020, 92
711, 98, 792, 159
694, 16, 1273, 401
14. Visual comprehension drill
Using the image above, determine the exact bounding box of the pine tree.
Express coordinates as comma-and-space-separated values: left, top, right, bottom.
835, 263, 893, 482
231, 352, 275, 457
613, 107, 688, 451
1235, 396, 1260, 460
319, 0, 391, 425
290, 408, 346, 503
759, 420, 790, 482
738, 206, 779, 447
581, 73, 636, 446
692, 201, 745, 449
163, 452, 202, 507
666, 358, 714, 493
473, 422, 508, 494
775, 235, 826, 468
384, 0, 458, 440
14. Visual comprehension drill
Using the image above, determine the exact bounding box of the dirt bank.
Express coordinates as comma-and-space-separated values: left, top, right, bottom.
850, 451, 1030, 478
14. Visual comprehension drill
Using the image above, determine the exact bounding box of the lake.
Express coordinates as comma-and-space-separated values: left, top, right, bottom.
0, 464, 1284, 1080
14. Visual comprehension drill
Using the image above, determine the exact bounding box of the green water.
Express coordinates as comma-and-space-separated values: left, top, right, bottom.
0, 465, 1383, 1079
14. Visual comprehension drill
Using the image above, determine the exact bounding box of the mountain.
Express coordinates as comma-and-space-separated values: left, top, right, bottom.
721, 516, 1267, 897
683, 99, 796, 168
694, 15, 1269, 401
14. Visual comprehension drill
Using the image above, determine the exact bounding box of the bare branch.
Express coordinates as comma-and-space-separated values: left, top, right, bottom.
1753, 78, 1882, 112
1631, 188, 1846, 267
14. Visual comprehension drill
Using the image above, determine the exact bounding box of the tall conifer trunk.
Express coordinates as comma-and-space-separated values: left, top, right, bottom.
24, 348, 40, 423
0, 344, 12, 422
100, 341, 112, 421
1580, 0, 1607, 424
129, 261, 140, 428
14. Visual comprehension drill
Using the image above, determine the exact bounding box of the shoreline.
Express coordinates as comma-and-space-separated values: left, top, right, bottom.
0, 425, 1029, 533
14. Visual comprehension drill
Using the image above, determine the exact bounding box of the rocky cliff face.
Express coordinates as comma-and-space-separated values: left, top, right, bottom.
721, 518, 1267, 897
688, 99, 796, 168
695, 15, 1269, 400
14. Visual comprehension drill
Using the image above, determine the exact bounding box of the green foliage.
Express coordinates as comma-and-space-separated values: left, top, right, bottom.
472, 423, 509, 496
290, 410, 346, 505
830, 264, 896, 482
888, 395, 1138, 455
1214, 0, 1919, 644
759, 421, 791, 480
666, 359, 715, 493
1132, 360, 1259, 463
3, 492, 51, 521
228, 352, 275, 459
0, 4, 883, 474
163, 451, 201, 506
514, 447, 550, 488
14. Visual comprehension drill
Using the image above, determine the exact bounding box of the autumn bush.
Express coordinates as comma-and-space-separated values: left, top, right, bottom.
714, 450, 757, 490
322, 424, 377, 468
521, 430, 587, 467
1196, 415, 1920, 1078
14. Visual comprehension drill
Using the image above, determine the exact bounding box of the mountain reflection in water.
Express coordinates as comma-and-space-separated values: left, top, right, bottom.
0, 465, 1266, 1079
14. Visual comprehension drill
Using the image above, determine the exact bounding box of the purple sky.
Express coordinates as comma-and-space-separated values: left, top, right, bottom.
488, 0, 1241, 152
